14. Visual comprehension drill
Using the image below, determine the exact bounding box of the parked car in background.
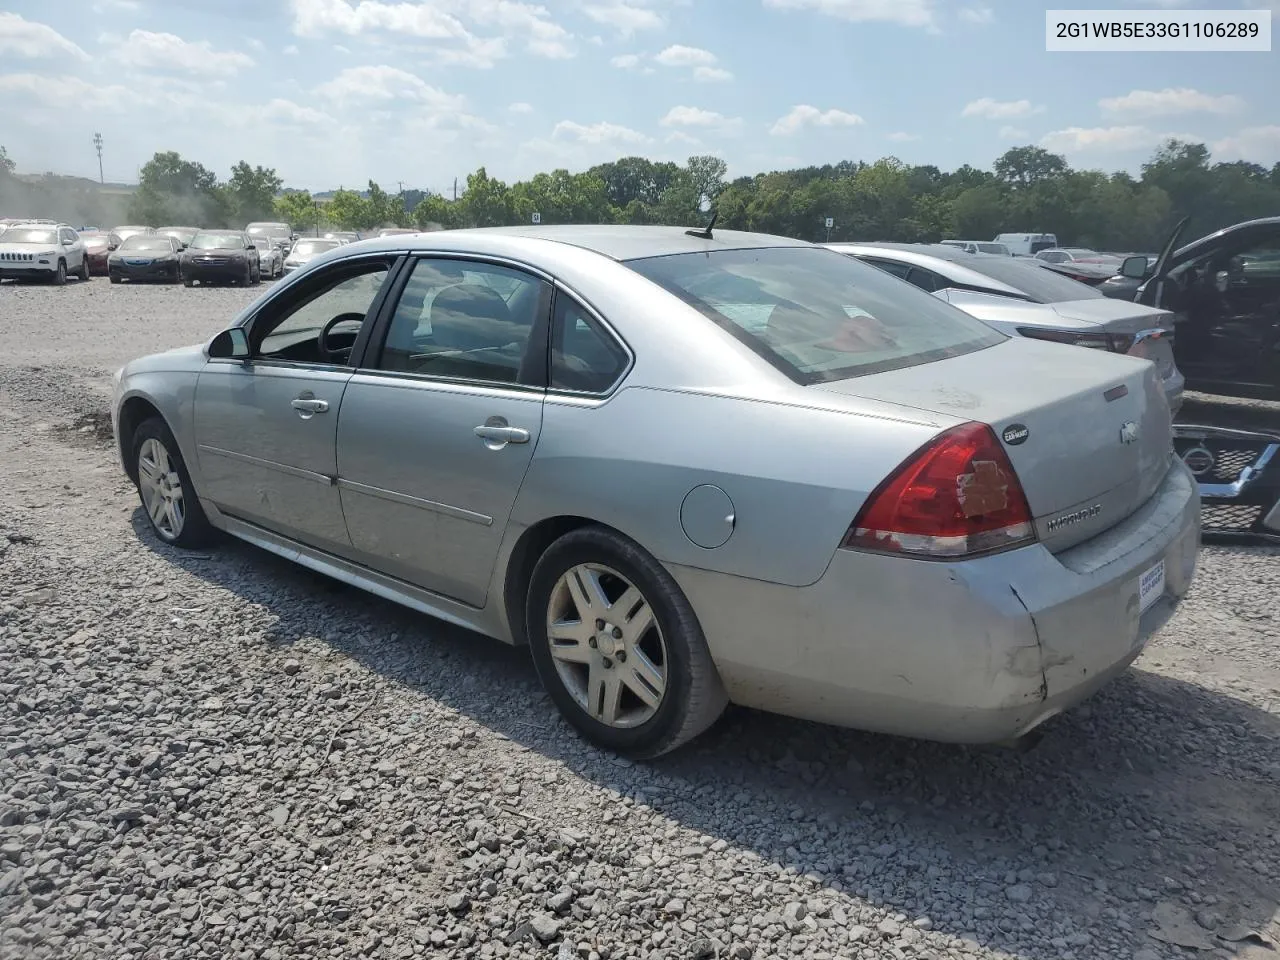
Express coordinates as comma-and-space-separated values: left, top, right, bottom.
828, 242, 1185, 414
283, 236, 341, 273
375, 227, 417, 238
257, 240, 284, 279
246, 221, 294, 253
323, 231, 361, 243
109, 234, 184, 284
156, 226, 199, 249
182, 230, 260, 287
79, 229, 116, 275
940, 240, 1012, 256
1035, 247, 1108, 264
111, 225, 155, 243
1039, 258, 1123, 287
0, 222, 89, 284
994, 232, 1058, 256
110, 225, 1199, 756
1118, 216, 1280, 400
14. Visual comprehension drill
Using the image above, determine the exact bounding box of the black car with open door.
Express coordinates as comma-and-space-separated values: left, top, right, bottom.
1118, 216, 1280, 543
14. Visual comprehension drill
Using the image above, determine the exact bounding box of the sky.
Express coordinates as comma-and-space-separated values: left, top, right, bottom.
0, 0, 1277, 195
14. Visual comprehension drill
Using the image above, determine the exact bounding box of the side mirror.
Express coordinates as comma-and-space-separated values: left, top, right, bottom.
208, 327, 250, 360
180, 242, 189, 250
108, 243, 119, 251
1120, 255, 1150, 279
245, 242, 256, 250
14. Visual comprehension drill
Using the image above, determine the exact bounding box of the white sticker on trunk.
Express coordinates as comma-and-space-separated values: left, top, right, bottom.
1138, 558, 1166, 615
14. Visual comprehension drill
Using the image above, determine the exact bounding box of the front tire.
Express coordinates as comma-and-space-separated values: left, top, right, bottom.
132, 418, 214, 549
77, 257, 90, 281
525, 526, 727, 758
52, 260, 67, 286
109, 273, 122, 284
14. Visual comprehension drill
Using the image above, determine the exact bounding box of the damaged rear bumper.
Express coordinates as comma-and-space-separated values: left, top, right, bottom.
665, 461, 1201, 744
1174, 424, 1280, 544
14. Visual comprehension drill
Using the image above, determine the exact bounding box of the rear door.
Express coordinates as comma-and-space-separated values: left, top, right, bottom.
335, 256, 552, 607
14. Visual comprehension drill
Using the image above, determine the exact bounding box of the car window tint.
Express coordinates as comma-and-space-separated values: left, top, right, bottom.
551, 296, 629, 393
255, 262, 390, 364
629, 246, 1006, 385
861, 257, 912, 281
905, 267, 944, 292
377, 259, 547, 384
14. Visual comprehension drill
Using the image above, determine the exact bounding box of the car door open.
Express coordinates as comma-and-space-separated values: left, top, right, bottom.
193, 258, 396, 552
335, 257, 552, 608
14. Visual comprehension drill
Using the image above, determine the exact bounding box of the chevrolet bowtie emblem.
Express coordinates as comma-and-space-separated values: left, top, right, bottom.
1119, 420, 1139, 445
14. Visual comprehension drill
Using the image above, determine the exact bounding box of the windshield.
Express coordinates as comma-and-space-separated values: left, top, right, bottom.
3, 228, 57, 244
956, 255, 1104, 303
627, 246, 1006, 385
292, 240, 339, 255
120, 236, 174, 252
190, 234, 243, 250
159, 228, 196, 239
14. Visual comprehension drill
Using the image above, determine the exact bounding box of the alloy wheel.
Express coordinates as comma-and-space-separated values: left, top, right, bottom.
137, 437, 186, 540
546, 563, 668, 728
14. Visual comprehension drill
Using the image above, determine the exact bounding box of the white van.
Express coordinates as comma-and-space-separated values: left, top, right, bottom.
993, 232, 1058, 256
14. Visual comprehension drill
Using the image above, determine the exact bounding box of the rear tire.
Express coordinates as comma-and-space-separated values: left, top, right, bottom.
131, 417, 215, 549
525, 526, 728, 758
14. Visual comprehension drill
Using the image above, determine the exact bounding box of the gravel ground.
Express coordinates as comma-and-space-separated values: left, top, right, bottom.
2, 278, 1279, 960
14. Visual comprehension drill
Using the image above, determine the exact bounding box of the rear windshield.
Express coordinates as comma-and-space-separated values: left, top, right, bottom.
957, 255, 1104, 303
627, 246, 1006, 385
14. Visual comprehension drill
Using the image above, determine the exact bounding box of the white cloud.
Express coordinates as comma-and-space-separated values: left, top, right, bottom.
660, 105, 743, 134
111, 29, 255, 75
665, 130, 701, 146
287, 0, 574, 61
0, 72, 128, 111
551, 119, 651, 145
998, 125, 1029, 140
653, 44, 717, 66
315, 65, 467, 114
961, 97, 1044, 120
582, 2, 664, 34
1040, 125, 1170, 153
91, 0, 140, 10
959, 5, 993, 23
762, 0, 935, 28
693, 65, 732, 82
0, 12, 90, 61
770, 104, 865, 136
610, 52, 642, 68
1099, 87, 1246, 119
244, 98, 337, 129
1213, 126, 1280, 163
508, 101, 534, 114
283, 44, 300, 55
887, 131, 920, 142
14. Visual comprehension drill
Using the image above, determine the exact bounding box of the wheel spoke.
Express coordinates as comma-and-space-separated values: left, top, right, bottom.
586, 663, 623, 725
547, 631, 594, 665
616, 588, 654, 642
620, 647, 665, 709
138, 455, 161, 484
147, 490, 167, 526
166, 498, 184, 535
566, 566, 608, 617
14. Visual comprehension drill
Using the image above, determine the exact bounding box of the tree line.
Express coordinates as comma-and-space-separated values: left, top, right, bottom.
6, 140, 1278, 251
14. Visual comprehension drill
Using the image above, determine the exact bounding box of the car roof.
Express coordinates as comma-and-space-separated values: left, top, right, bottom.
825, 242, 1029, 297
383, 224, 814, 262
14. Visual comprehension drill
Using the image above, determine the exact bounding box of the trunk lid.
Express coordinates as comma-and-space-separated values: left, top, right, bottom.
1048, 298, 1180, 384
814, 337, 1173, 551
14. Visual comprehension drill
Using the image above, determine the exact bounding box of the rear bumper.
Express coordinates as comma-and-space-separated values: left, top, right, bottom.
668, 461, 1200, 743
1175, 424, 1280, 542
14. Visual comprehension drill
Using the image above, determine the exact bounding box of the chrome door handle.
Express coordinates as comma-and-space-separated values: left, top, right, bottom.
291, 397, 329, 415
473, 425, 530, 444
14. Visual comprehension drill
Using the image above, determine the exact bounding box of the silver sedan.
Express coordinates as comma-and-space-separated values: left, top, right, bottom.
111, 226, 1200, 757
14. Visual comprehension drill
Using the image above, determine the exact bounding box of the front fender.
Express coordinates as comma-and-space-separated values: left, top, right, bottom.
114, 369, 205, 489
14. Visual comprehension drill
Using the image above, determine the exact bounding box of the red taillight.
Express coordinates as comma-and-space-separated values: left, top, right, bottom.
841, 422, 1036, 559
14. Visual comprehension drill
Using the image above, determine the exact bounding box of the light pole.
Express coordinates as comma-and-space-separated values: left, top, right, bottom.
92, 132, 104, 184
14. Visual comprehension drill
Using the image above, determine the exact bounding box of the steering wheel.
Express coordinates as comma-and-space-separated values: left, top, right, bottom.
319, 312, 365, 360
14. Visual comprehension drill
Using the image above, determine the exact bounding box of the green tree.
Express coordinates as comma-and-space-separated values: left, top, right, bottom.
0, 145, 14, 175
993, 146, 1068, 189
412, 193, 460, 230
275, 190, 320, 233
323, 188, 373, 230
458, 168, 512, 227
226, 161, 283, 225
128, 151, 225, 226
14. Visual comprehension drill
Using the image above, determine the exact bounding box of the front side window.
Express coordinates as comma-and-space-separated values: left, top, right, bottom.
628, 246, 1006, 384
551, 296, 629, 393
59, 229, 77, 245
376, 259, 548, 384
252, 261, 391, 365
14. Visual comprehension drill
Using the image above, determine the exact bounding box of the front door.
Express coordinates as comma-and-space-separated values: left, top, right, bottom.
335, 256, 552, 607
1171, 227, 1280, 394
194, 257, 397, 552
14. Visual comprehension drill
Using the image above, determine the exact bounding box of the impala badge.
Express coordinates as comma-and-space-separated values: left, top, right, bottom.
1119, 421, 1139, 445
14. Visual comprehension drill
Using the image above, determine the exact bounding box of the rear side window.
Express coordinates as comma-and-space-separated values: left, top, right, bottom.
627, 246, 1006, 385
551, 295, 629, 393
